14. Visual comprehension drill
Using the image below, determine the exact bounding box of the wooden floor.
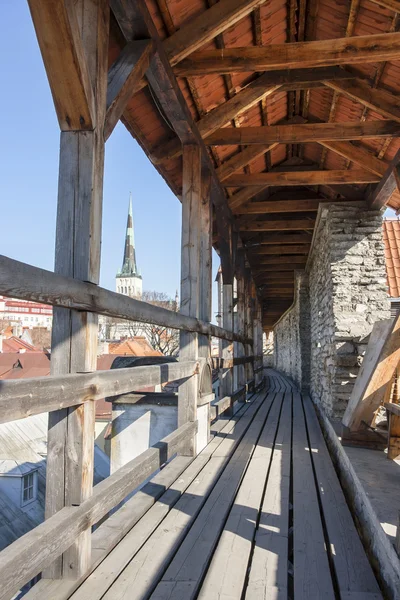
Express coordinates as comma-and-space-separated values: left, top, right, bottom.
28, 370, 383, 600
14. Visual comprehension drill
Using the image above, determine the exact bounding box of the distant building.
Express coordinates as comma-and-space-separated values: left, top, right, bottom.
116, 193, 142, 299
0, 296, 52, 330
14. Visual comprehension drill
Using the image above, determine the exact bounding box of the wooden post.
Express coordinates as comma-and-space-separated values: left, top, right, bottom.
244, 269, 254, 388
179, 145, 202, 456
236, 250, 246, 393
33, 0, 110, 579
221, 282, 234, 398
253, 296, 263, 388
198, 167, 212, 445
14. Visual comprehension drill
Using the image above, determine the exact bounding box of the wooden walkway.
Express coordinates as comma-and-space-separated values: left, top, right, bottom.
27, 370, 382, 600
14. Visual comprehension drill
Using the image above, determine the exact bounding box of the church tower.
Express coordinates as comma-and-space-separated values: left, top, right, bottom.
116, 194, 142, 298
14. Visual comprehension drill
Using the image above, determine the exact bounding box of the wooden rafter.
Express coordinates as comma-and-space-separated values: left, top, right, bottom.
205, 121, 400, 145
368, 149, 400, 209
152, 67, 353, 163
224, 170, 379, 187
175, 32, 400, 76
318, 141, 388, 177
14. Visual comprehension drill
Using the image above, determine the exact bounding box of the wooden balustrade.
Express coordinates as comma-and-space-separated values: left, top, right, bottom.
0, 421, 196, 600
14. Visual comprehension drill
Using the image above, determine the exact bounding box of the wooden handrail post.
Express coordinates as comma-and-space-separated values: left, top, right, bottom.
179, 145, 202, 456
31, 0, 110, 579
236, 250, 247, 393
221, 283, 234, 398
244, 268, 254, 388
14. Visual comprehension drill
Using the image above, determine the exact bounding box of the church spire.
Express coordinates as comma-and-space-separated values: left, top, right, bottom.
120, 192, 138, 276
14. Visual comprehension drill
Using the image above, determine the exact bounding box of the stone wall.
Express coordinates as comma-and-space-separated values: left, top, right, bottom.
274, 203, 390, 419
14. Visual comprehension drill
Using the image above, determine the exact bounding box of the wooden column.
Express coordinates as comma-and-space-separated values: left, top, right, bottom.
244, 269, 254, 388
221, 282, 234, 398
179, 145, 202, 456
28, 0, 110, 578
236, 250, 246, 393
253, 296, 263, 388
198, 168, 212, 361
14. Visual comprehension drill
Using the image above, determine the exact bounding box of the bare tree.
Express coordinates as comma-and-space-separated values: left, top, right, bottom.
98, 290, 180, 356
140, 291, 179, 356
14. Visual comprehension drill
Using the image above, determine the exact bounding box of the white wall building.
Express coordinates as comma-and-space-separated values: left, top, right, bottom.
0, 296, 52, 329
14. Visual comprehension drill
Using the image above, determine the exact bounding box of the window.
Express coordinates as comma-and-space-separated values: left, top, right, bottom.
22, 472, 36, 505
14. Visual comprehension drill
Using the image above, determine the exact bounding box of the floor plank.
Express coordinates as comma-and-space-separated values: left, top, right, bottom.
245, 391, 292, 600
145, 392, 275, 600
100, 391, 268, 600
197, 392, 284, 599
292, 391, 336, 599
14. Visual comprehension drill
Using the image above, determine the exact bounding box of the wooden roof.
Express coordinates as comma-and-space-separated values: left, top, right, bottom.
108, 0, 400, 328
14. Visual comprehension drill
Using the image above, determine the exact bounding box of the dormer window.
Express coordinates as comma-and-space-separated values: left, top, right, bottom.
21, 471, 37, 506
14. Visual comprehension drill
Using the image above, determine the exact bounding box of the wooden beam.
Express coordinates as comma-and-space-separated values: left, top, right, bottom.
224, 170, 379, 187
368, 0, 400, 13
249, 244, 311, 254
343, 316, 400, 432
367, 149, 400, 208
152, 67, 352, 163
206, 121, 400, 146
324, 78, 400, 123
175, 32, 400, 75
244, 232, 313, 245
105, 40, 154, 140
318, 141, 388, 177
235, 198, 341, 214
255, 255, 308, 264
27, 0, 95, 130
241, 219, 314, 231
0, 255, 248, 344
0, 361, 200, 424
163, 0, 268, 66
216, 143, 279, 182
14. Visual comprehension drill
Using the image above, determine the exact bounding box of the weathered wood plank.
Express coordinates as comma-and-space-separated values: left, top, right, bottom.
0, 255, 250, 344
206, 121, 400, 146
104, 39, 154, 139
245, 392, 292, 599
343, 316, 400, 431
0, 360, 200, 424
150, 392, 274, 600
303, 395, 382, 597
292, 392, 335, 599
99, 391, 267, 599
240, 219, 314, 232
236, 198, 336, 214
315, 401, 400, 600
198, 393, 283, 599
27, 0, 95, 130
0, 422, 196, 600
224, 170, 379, 187
175, 32, 400, 75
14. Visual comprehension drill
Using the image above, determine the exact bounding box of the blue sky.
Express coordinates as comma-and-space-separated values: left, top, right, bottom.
0, 1, 220, 318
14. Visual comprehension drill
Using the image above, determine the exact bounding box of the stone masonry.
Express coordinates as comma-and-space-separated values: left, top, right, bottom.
274, 203, 390, 419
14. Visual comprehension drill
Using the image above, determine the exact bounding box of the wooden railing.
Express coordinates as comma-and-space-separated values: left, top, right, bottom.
0, 419, 196, 600
0, 255, 251, 345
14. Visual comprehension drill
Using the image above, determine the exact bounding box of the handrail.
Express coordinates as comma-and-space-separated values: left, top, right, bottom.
0, 421, 196, 600
0, 359, 201, 424
0, 255, 252, 345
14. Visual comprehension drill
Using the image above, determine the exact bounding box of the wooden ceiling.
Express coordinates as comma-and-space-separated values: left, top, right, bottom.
107, 0, 400, 330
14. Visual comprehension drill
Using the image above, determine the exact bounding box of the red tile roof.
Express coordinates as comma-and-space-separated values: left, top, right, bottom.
1, 337, 41, 354
109, 337, 162, 357
383, 219, 400, 298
